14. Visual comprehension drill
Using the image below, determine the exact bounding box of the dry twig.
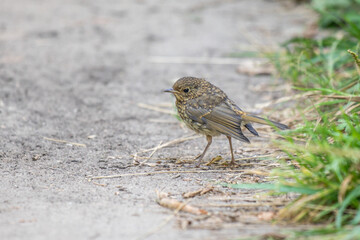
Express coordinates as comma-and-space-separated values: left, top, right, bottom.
156, 191, 208, 215
183, 186, 215, 198
136, 192, 193, 240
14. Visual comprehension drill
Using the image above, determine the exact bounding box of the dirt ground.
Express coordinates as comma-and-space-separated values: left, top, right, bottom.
0, 1, 314, 239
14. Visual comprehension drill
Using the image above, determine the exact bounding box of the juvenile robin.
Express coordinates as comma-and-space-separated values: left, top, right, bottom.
164, 77, 289, 167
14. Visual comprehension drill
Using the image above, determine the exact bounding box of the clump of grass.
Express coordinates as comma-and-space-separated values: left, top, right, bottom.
312, 0, 360, 37
275, 113, 360, 227
228, 1, 360, 238
274, 37, 359, 89
272, 0, 360, 91
268, 0, 360, 236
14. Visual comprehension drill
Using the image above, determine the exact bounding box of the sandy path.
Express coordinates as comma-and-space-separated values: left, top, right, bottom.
0, 1, 313, 239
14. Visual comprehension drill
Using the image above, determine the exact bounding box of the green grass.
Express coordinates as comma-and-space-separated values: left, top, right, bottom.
227, 1, 360, 239
275, 113, 360, 226
274, 37, 359, 89
273, 0, 360, 234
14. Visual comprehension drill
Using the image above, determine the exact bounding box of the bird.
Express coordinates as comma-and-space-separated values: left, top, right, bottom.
164, 76, 289, 167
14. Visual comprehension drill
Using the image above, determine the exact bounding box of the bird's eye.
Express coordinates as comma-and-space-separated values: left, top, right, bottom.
183, 88, 189, 93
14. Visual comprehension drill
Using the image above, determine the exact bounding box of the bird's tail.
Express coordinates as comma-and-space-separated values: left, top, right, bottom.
242, 114, 289, 130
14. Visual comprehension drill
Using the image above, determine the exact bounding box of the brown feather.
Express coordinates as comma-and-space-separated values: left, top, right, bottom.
241, 114, 289, 130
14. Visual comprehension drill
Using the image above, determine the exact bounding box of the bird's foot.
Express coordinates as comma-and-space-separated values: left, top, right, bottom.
193, 153, 205, 167
228, 159, 237, 168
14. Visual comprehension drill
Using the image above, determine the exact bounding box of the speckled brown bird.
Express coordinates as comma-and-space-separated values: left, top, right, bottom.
164, 77, 289, 167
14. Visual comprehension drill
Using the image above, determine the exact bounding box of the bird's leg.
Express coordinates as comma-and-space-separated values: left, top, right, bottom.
195, 135, 212, 167
227, 136, 236, 166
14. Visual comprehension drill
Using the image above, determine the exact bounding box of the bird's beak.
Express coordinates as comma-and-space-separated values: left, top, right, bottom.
164, 88, 178, 94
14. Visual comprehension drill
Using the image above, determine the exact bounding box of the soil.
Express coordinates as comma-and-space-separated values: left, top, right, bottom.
0, 1, 314, 239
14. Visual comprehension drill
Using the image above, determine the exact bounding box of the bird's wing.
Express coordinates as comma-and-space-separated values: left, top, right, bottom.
186, 101, 250, 143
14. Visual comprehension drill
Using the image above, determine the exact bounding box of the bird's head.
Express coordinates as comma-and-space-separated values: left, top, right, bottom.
164, 77, 208, 102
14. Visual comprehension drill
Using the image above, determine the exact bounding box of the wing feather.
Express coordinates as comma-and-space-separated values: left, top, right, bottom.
186, 102, 250, 143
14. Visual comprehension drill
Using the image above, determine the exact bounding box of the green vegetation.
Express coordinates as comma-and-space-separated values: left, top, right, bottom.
273, 0, 360, 237
275, 0, 360, 236
229, 0, 360, 238
276, 113, 360, 224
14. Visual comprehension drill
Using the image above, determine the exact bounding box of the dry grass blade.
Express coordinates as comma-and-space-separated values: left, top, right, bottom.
345, 102, 360, 114
138, 140, 163, 166
319, 95, 360, 102
338, 175, 353, 203
340, 80, 359, 91
240, 170, 270, 176
43, 137, 86, 147
90, 169, 258, 180
237, 154, 274, 161
301, 204, 358, 215
331, 102, 360, 121
277, 189, 332, 222
205, 201, 286, 208
138, 135, 201, 154
137, 103, 175, 115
